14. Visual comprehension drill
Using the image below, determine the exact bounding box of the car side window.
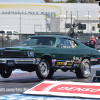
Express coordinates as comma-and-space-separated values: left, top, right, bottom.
57, 38, 78, 48
57, 38, 71, 48
68, 39, 78, 48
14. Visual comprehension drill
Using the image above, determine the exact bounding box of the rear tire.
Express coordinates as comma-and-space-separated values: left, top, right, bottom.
36, 59, 54, 79
75, 59, 91, 78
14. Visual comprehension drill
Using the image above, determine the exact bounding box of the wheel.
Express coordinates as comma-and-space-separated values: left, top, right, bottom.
36, 59, 54, 79
75, 59, 91, 78
1, 66, 12, 78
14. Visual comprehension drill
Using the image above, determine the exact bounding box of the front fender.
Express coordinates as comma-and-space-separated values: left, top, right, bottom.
41, 54, 52, 59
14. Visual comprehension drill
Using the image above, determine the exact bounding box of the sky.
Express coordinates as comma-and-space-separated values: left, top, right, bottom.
0, 0, 67, 3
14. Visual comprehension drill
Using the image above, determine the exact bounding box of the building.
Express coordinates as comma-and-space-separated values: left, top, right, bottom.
0, 3, 99, 34
50, 15, 100, 33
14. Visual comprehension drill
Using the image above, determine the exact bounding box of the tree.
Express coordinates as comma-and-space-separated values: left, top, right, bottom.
44, 0, 99, 3
55, 0, 66, 3
79, 0, 99, 3
44, 0, 53, 3
67, 0, 78, 3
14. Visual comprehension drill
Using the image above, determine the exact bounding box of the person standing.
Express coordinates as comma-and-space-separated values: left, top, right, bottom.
89, 35, 96, 48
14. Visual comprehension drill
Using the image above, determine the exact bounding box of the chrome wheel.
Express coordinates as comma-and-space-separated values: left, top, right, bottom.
39, 61, 49, 77
83, 62, 90, 75
36, 59, 54, 79
75, 59, 91, 78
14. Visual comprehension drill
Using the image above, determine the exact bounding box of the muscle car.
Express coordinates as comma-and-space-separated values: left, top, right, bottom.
0, 35, 99, 79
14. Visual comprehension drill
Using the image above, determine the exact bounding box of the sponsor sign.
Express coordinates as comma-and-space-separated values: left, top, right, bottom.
0, 94, 95, 100
23, 80, 100, 99
0, 4, 61, 18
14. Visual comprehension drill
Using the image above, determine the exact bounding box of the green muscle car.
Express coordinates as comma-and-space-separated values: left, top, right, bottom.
0, 35, 100, 79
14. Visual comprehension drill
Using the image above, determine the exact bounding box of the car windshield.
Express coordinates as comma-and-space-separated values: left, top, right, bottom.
20, 37, 56, 46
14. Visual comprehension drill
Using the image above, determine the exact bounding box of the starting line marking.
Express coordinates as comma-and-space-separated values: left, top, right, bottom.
23, 80, 100, 99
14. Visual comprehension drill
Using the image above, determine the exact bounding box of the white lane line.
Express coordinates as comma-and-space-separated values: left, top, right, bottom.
91, 65, 100, 68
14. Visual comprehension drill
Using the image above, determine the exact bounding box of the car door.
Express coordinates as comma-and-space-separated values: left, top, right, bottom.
57, 38, 73, 60
56, 38, 80, 67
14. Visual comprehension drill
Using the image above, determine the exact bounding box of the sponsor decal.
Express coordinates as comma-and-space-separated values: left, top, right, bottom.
60, 66, 64, 68
55, 66, 59, 67
73, 56, 79, 60
67, 62, 73, 66
78, 60, 81, 64
36, 58, 40, 64
52, 63, 55, 66
73, 64, 78, 67
91, 58, 98, 61
71, 60, 74, 62
80, 57, 82, 60
52, 59, 56, 63
52, 59, 56, 66
23, 80, 100, 98
64, 60, 70, 65
75, 61, 79, 63
65, 66, 72, 68
77, 64, 80, 67
73, 66, 77, 68
56, 62, 65, 65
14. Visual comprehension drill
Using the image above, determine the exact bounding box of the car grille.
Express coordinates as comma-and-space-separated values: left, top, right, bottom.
0, 50, 28, 57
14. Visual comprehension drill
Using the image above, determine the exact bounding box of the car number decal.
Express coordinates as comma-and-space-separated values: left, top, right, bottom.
56, 62, 65, 65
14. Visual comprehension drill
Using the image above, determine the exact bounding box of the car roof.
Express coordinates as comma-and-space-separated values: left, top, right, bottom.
30, 35, 72, 39
30, 35, 86, 47
30, 35, 80, 43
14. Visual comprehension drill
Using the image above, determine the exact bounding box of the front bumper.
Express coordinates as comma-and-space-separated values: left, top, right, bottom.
0, 58, 40, 65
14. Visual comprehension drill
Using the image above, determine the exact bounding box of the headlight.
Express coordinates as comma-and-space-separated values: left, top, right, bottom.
28, 51, 34, 57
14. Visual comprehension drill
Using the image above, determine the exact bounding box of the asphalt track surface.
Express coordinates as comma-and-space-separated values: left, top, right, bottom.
0, 65, 100, 96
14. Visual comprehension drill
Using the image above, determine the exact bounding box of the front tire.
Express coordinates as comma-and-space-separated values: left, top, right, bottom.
36, 59, 54, 79
1, 66, 12, 78
75, 59, 91, 78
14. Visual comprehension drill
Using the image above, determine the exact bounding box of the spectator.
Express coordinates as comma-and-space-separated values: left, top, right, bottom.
89, 35, 96, 48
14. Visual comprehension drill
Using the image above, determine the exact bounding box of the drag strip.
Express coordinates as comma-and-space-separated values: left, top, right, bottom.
0, 65, 99, 96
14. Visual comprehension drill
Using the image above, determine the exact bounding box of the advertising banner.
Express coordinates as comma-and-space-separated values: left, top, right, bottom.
23, 80, 100, 99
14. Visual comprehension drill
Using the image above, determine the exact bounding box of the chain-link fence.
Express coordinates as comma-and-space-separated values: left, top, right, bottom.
0, 14, 47, 47
0, 10, 99, 47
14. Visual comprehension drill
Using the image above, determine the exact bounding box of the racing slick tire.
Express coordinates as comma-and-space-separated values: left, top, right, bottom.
75, 59, 91, 78
36, 59, 54, 79
1, 66, 12, 78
